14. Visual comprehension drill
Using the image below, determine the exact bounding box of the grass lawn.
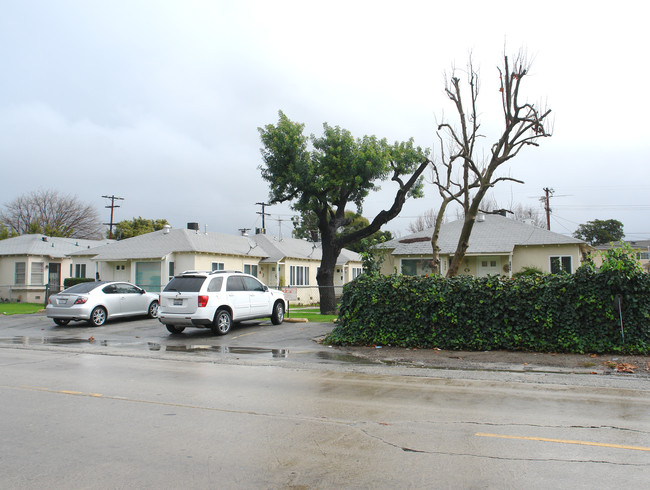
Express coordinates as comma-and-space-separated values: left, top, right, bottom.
1, 303, 45, 315
285, 307, 338, 323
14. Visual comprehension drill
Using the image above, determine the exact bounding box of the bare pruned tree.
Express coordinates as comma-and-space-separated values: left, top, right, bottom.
407, 208, 441, 233
0, 189, 103, 239
430, 51, 552, 276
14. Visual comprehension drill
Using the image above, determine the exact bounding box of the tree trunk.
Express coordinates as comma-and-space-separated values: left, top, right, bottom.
317, 241, 341, 314
447, 190, 487, 277
430, 202, 449, 274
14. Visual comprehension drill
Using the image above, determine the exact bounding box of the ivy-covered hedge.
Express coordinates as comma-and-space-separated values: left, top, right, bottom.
327, 268, 650, 354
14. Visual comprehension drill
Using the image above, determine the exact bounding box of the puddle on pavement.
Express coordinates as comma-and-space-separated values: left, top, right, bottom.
1, 336, 378, 365
0, 336, 289, 359
315, 350, 378, 365
152, 343, 289, 358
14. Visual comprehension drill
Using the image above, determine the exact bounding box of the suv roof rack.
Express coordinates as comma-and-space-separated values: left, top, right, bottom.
209, 270, 243, 275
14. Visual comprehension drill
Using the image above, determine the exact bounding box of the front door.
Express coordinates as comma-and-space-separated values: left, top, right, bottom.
48, 263, 61, 294
477, 257, 501, 277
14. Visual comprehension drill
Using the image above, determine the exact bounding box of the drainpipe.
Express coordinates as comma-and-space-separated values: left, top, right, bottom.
509, 252, 513, 279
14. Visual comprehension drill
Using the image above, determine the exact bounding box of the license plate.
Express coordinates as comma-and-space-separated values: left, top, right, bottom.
58, 299, 67, 305
173, 299, 183, 306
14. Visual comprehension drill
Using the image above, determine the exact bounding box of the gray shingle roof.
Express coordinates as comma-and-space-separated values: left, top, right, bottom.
69, 228, 270, 260
382, 214, 585, 255
0, 234, 111, 258
67, 228, 362, 264
253, 234, 362, 265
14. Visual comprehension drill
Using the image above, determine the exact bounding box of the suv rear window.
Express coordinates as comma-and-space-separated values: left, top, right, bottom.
163, 276, 206, 293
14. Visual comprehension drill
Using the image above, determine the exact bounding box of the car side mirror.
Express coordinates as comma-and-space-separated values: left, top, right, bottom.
263, 286, 269, 292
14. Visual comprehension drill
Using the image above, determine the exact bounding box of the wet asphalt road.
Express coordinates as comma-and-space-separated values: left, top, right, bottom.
0, 311, 355, 366
1, 313, 650, 488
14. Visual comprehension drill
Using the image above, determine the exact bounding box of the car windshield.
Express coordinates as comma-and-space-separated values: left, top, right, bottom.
163, 276, 205, 293
61, 281, 105, 294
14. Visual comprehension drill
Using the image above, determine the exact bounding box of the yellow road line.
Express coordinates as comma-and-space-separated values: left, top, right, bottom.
476, 432, 650, 452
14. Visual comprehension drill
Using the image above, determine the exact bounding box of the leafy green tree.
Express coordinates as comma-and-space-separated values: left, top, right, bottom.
573, 219, 624, 246
259, 111, 430, 313
597, 242, 643, 276
0, 223, 18, 240
113, 217, 169, 239
293, 209, 391, 253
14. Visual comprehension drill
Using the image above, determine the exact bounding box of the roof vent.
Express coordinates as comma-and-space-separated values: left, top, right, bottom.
187, 222, 199, 231
255, 227, 266, 235
42, 236, 48, 242
477, 213, 485, 222
163, 224, 171, 234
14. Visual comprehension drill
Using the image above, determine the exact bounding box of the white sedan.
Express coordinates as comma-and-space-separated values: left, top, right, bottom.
46, 281, 159, 327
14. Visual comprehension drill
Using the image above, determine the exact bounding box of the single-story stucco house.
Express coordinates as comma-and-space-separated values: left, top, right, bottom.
67, 224, 363, 305
378, 214, 591, 277
0, 234, 112, 303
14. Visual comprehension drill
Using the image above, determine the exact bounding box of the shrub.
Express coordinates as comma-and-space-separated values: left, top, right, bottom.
326, 268, 650, 354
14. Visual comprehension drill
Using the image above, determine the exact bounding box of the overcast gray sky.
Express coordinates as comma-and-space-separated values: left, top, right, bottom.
1, 1, 648, 240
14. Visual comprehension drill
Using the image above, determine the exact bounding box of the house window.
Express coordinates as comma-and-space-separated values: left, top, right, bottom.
352, 267, 362, 279
211, 262, 224, 271
637, 252, 650, 260
244, 264, 258, 276
169, 261, 175, 279
31, 262, 44, 285
550, 256, 572, 274
74, 264, 86, 278
15, 262, 25, 285
401, 259, 434, 276
290, 265, 309, 286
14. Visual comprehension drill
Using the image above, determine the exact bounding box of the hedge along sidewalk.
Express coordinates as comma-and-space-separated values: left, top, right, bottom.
326, 269, 650, 355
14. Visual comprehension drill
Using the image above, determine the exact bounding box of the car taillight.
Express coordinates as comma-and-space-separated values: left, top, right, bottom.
74, 297, 88, 305
198, 295, 209, 308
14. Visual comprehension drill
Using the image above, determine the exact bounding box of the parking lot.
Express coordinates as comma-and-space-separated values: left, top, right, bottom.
0, 311, 371, 367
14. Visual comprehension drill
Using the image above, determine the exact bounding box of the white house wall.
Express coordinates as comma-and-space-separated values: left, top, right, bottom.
0, 255, 78, 303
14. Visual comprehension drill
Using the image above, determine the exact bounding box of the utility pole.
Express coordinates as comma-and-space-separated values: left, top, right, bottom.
542, 187, 554, 231
255, 202, 270, 229
102, 195, 124, 239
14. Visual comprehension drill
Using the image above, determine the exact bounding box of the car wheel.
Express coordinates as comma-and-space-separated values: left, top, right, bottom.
211, 309, 232, 335
271, 301, 285, 325
148, 300, 159, 318
166, 325, 185, 334
90, 306, 107, 327
53, 318, 70, 326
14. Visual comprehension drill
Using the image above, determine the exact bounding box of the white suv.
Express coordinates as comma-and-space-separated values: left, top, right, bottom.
158, 270, 286, 335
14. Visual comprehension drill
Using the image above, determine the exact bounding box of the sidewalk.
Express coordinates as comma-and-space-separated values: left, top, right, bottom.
336, 344, 650, 377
